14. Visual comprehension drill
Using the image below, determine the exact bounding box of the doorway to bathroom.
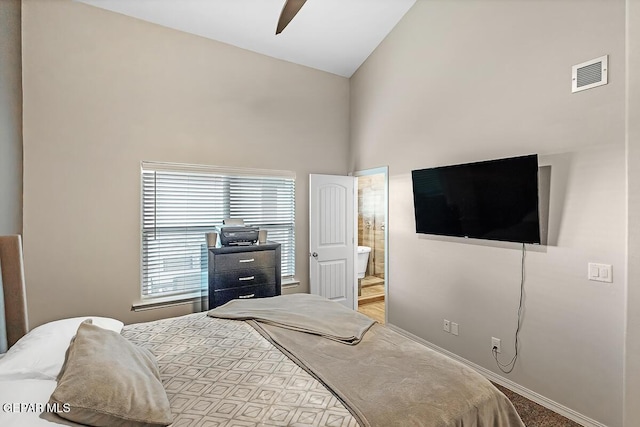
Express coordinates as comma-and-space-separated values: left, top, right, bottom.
354, 167, 388, 324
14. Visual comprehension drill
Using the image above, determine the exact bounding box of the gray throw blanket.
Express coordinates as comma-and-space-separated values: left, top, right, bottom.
208, 293, 375, 344
209, 294, 525, 427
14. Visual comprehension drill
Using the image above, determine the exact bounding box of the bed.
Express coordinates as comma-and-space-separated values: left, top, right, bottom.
0, 234, 525, 427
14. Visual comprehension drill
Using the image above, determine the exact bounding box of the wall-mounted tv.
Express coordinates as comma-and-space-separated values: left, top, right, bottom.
411, 154, 541, 244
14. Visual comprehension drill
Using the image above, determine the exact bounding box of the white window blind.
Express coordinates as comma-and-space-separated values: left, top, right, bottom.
141, 161, 296, 300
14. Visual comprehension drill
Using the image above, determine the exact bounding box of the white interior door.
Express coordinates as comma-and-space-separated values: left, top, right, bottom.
309, 174, 357, 309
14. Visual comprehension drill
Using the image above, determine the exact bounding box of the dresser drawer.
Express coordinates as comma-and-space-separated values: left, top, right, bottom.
213, 250, 275, 271
213, 283, 278, 307
211, 267, 275, 290
208, 243, 281, 309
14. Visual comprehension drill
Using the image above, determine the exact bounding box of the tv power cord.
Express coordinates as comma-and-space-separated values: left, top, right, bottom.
492, 243, 526, 374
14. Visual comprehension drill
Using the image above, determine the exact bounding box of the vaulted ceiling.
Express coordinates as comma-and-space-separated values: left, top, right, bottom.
76, 0, 416, 77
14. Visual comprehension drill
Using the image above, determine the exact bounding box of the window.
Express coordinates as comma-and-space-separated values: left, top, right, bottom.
141, 161, 295, 301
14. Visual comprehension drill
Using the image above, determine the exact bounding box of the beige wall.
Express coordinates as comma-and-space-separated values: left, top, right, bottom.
21, 0, 349, 326
625, 0, 640, 424
350, 1, 626, 426
0, 0, 22, 235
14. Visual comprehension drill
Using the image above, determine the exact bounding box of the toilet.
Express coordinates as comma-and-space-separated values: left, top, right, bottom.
357, 246, 371, 279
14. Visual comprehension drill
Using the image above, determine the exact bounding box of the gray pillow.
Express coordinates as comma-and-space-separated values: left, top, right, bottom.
49, 320, 173, 427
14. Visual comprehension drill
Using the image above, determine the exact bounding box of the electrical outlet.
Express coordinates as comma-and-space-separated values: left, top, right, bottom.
451, 322, 459, 336
443, 319, 451, 333
492, 337, 501, 353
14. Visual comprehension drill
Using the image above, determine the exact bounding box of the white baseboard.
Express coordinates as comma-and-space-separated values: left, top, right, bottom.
386, 323, 607, 427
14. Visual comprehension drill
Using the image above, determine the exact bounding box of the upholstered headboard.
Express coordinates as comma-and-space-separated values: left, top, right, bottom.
0, 235, 29, 352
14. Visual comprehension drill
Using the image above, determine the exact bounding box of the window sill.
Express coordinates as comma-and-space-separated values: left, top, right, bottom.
282, 278, 301, 289
131, 291, 207, 312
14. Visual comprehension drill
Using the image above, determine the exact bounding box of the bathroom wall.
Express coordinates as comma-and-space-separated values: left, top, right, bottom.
357, 174, 385, 278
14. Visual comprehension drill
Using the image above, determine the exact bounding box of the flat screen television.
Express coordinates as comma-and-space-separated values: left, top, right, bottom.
411, 154, 541, 244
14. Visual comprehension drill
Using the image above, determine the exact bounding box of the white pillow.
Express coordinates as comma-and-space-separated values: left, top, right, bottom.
0, 379, 84, 426
0, 316, 124, 381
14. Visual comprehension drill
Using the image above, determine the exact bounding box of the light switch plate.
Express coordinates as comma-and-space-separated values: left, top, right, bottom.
588, 263, 613, 283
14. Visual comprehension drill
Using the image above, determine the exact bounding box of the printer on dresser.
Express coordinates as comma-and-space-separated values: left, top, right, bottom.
207, 240, 282, 309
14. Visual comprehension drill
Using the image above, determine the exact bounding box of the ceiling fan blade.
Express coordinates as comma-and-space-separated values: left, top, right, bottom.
276, 0, 307, 34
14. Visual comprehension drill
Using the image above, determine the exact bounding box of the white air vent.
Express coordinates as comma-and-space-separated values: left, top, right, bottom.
572, 55, 608, 93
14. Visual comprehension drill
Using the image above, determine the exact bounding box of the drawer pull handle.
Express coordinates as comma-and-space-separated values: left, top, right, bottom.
239, 276, 255, 281
239, 294, 255, 299
239, 258, 255, 263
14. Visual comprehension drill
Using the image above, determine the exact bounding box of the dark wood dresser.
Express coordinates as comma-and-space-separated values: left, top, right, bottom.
207, 242, 281, 309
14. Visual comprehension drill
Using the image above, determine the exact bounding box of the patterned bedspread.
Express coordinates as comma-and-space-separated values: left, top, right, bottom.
122, 313, 358, 427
